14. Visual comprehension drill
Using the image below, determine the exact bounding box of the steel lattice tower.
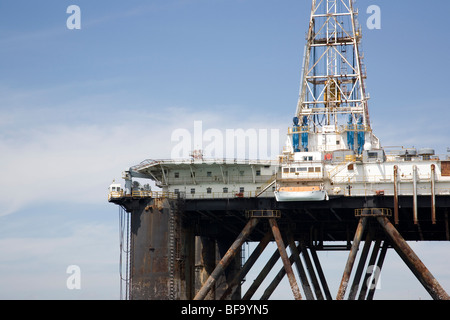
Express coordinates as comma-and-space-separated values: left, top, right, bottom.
294, 0, 377, 154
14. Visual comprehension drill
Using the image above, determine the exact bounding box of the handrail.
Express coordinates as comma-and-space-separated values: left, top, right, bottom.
108, 189, 276, 201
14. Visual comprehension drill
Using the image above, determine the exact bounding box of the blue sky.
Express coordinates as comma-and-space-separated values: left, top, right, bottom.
0, 0, 449, 300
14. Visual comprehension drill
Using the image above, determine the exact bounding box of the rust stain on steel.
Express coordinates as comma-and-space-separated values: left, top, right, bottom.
377, 216, 450, 300
220, 230, 273, 300
194, 218, 259, 300
336, 217, 368, 300
431, 164, 436, 225
269, 218, 302, 300
393, 165, 399, 225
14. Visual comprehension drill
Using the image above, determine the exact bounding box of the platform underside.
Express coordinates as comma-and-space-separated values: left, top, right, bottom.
183, 195, 450, 243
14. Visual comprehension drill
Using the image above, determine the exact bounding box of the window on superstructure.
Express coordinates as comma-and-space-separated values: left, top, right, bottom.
290, 168, 296, 173
174, 172, 179, 178
308, 167, 314, 173
256, 170, 261, 176
239, 171, 245, 176
190, 188, 195, 194
207, 171, 212, 177
174, 189, 179, 194
283, 168, 289, 173
223, 187, 228, 193
239, 187, 245, 193
315, 167, 321, 173
206, 187, 212, 194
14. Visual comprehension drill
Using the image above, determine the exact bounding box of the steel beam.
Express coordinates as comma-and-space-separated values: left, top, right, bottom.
413, 165, 418, 225
260, 242, 302, 300
377, 216, 450, 300
269, 218, 302, 300
287, 234, 314, 300
366, 240, 388, 300
336, 217, 368, 300
309, 247, 332, 300
393, 165, 399, 225
242, 245, 282, 300
194, 218, 259, 300
358, 239, 381, 300
219, 230, 273, 300
299, 240, 324, 300
431, 164, 436, 225
348, 232, 373, 300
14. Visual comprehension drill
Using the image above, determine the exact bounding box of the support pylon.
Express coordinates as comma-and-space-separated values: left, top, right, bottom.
337, 209, 450, 300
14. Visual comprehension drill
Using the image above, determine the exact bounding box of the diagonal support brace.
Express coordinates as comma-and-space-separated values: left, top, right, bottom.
194, 218, 259, 300
269, 218, 302, 300
377, 216, 450, 300
336, 216, 368, 300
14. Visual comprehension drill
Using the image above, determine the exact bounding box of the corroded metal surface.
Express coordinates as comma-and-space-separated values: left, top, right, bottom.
377, 216, 450, 300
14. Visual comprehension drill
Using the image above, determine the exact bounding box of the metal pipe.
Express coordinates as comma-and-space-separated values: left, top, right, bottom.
260, 242, 301, 300
299, 240, 324, 300
336, 217, 368, 300
413, 165, 418, 225
287, 234, 314, 300
242, 245, 282, 300
310, 247, 332, 300
269, 218, 302, 300
194, 218, 259, 300
393, 165, 399, 225
348, 232, 373, 300
358, 239, 381, 300
366, 240, 389, 300
431, 164, 436, 225
377, 216, 450, 300
219, 230, 272, 300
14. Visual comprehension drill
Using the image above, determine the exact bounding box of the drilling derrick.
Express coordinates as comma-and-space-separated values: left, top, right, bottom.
294, 0, 377, 155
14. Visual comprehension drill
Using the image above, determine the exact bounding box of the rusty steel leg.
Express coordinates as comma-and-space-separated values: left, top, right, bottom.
287, 234, 314, 300
269, 218, 302, 300
377, 216, 450, 300
194, 218, 259, 300
242, 245, 282, 300
310, 247, 332, 300
348, 232, 373, 300
299, 240, 324, 300
260, 242, 301, 300
219, 230, 272, 300
366, 240, 389, 300
336, 217, 368, 300
358, 239, 381, 300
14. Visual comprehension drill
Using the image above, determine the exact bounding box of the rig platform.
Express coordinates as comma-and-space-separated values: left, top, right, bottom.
109, 0, 450, 300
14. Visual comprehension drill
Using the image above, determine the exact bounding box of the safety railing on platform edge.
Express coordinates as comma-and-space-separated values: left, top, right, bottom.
355, 208, 392, 217
108, 189, 276, 201
108, 190, 179, 201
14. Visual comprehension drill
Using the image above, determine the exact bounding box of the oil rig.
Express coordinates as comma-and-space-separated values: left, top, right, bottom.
109, 0, 450, 300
